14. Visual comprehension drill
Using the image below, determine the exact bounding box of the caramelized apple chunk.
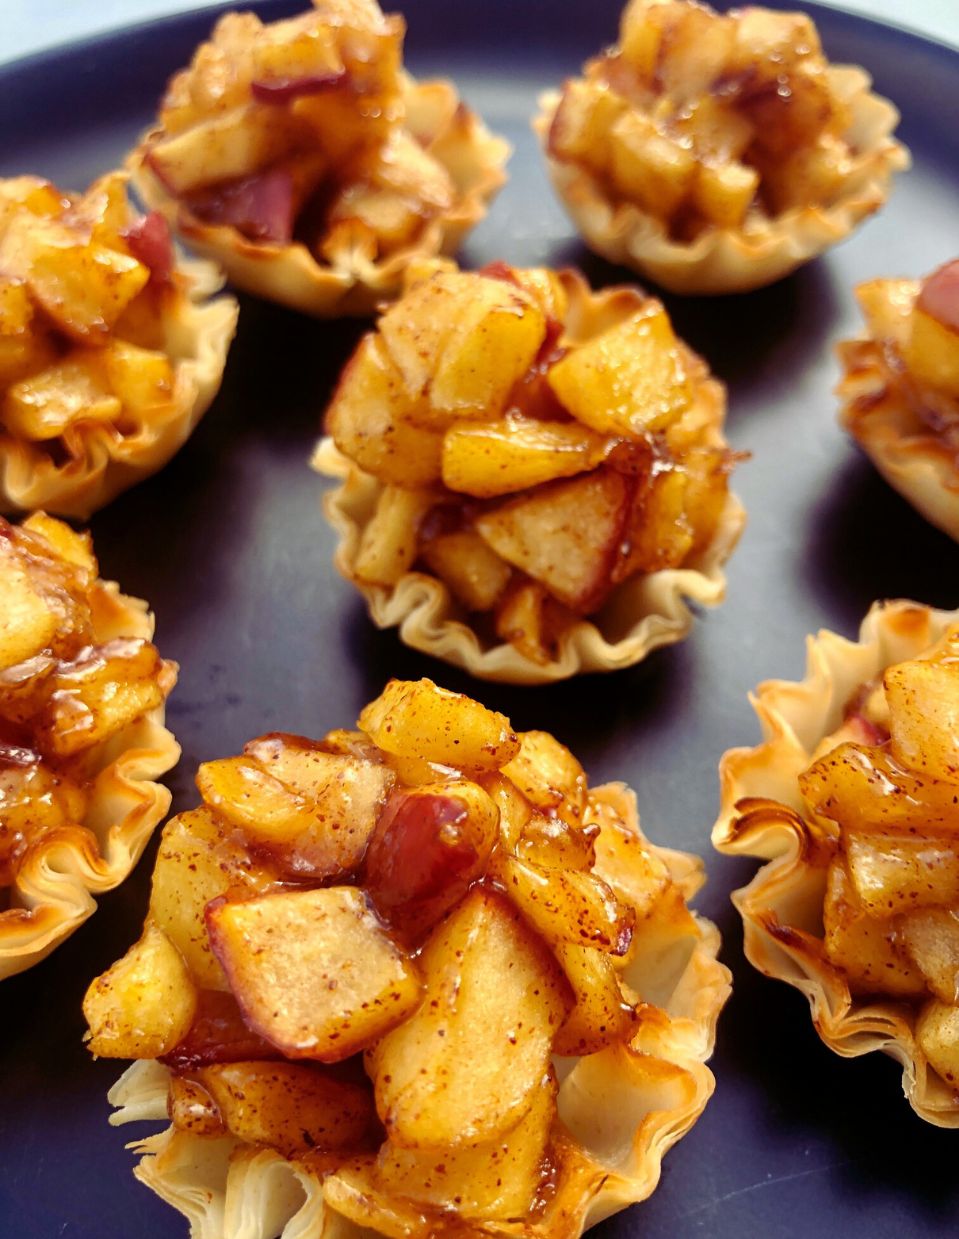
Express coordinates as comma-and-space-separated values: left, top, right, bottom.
318, 261, 740, 675
130, 0, 507, 315
89, 682, 726, 1233
0, 170, 236, 517
0, 512, 177, 978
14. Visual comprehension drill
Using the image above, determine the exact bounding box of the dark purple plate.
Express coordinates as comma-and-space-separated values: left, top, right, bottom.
1, 2, 958, 1237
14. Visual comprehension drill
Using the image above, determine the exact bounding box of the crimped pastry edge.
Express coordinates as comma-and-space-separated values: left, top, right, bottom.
534, 65, 910, 296
106, 781, 730, 1238
712, 598, 959, 1125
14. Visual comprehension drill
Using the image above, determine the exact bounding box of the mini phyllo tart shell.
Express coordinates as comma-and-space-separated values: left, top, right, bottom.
714, 599, 959, 1125
129, 1, 508, 317
0, 513, 179, 979
838, 262, 959, 541
85, 678, 728, 1239
0, 172, 237, 519
535, 0, 908, 295
314, 261, 744, 684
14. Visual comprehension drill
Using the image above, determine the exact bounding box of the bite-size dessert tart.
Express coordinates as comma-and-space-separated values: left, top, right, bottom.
536, 0, 908, 294
0, 513, 178, 980
85, 677, 729, 1238
129, 0, 509, 317
839, 260, 959, 541
714, 600, 959, 1125
0, 171, 237, 517
314, 259, 745, 683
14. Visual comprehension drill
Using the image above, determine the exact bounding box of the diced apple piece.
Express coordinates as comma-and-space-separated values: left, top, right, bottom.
548, 304, 691, 438
478, 771, 534, 853
363, 781, 498, 935
656, 1, 736, 95
476, 470, 632, 612
916, 1000, 959, 1084
619, 0, 668, 81
187, 167, 297, 244
36, 637, 171, 759
590, 801, 670, 921
4, 355, 122, 441
822, 857, 925, 997
150, 807, 279, 989
501, 730, 587, 827
21, 513, 96, 573
207, 886, 421, 1061
372, 887, 571, 1146
196, 755, 320, 839
885, 657, 959, 785
326, 334, 443, 488
0, 542, 58, 671
499, 854, 634, 955
552, 943, 636, 1057
167, 1076, 225, 1137
84, 922, 198, 1058
845, 825, 959, 915
441, 416, 610, 499
548, 80, 627, 169
358, 678, 519, 772
494, 579, 554, 666
420, 530, 512, 611
354, 486, 436, 587
899, 909, 959, 1005
147, 105, 298, 196
161, 990, 278, 1071
855, 278, 917, 349
613, 466, 693, 582
0, 332, 58, 390
917, 259, 959, 331
515, 813, 597, 873
904, 263, 959, 396
101, 340, 175, 413
374, 1070, 556, 1218
195, 1060, 375, 1156
250, 21, 343, 91
691, 160, 759, 229
0, 759, 87, 882
122, 211, 175, 283
607, 111, 697, 218
0, 276, 32, 334
378, 273, 546, 421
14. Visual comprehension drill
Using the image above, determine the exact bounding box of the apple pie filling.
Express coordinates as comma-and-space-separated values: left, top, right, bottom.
0, 170, 236, 517
0, 513, 178, 975
85, 678, 728, 1234
320, 260, 740, 669
131, 0, 508, 314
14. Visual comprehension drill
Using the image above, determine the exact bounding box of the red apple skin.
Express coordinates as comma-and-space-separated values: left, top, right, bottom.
122, 211, 174, 283
250, 71, 346, 104
160, 990, 279, 1072
918, 260, 959, 335
363, 789, 491, 937
185, 168, 295, 243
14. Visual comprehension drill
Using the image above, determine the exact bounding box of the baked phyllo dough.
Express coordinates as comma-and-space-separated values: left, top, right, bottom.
85, 677, 729, 1238
536, 0, 908, 294
839, 260, 959, 540
313, 260, 744, 683
129, 0, 509, 317
0, 171, 237, 518
0, 513, 178, 980
714, 599, 959, 1125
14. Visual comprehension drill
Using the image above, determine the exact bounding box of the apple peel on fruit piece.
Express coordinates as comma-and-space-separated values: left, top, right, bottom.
713, 598, 959, 1126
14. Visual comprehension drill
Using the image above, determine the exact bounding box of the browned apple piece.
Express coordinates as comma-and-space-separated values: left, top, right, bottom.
917, 1000, 959, 1083
441, 416, 610, 499
207, 886, 422, 1061
0, 541, 58, 671
612, 466, 693, 582
493, 579, 555, 666
885, 657, 959, 785
499, 854, 634, 956
420, 530, 512, 611
501, 730, 587, 827
372, 1070, 556, 1218
552, 942, 636, 1057
83, 922, 198, 1059
547, 304, 691, 438
194, 1060, 376, 1157
326, 335, 443, 488
844, 825, 959, 916
608, 111, 697, 216
0, 758, 87, 883
147, 106, 299, 196
515, 812, 597, 873
196, 755, 319, 839
477, 771, 534, 853
358, 678, 519, 772
591, 801, 671, 921
364, 781, 498, 936
822, 857, 926, 997
371, 886, 571, 1147
161, 989, 279, 1071
167, 1076, 225, 1138
4, 354, 122, 441
150, 807, 280, 990
899, 908, 959, 1005
548, 80, 626, 168
354, 487, 437, 587
476, 470, 632, 612
36, 638, 173, 759
904, 260, 959, 395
